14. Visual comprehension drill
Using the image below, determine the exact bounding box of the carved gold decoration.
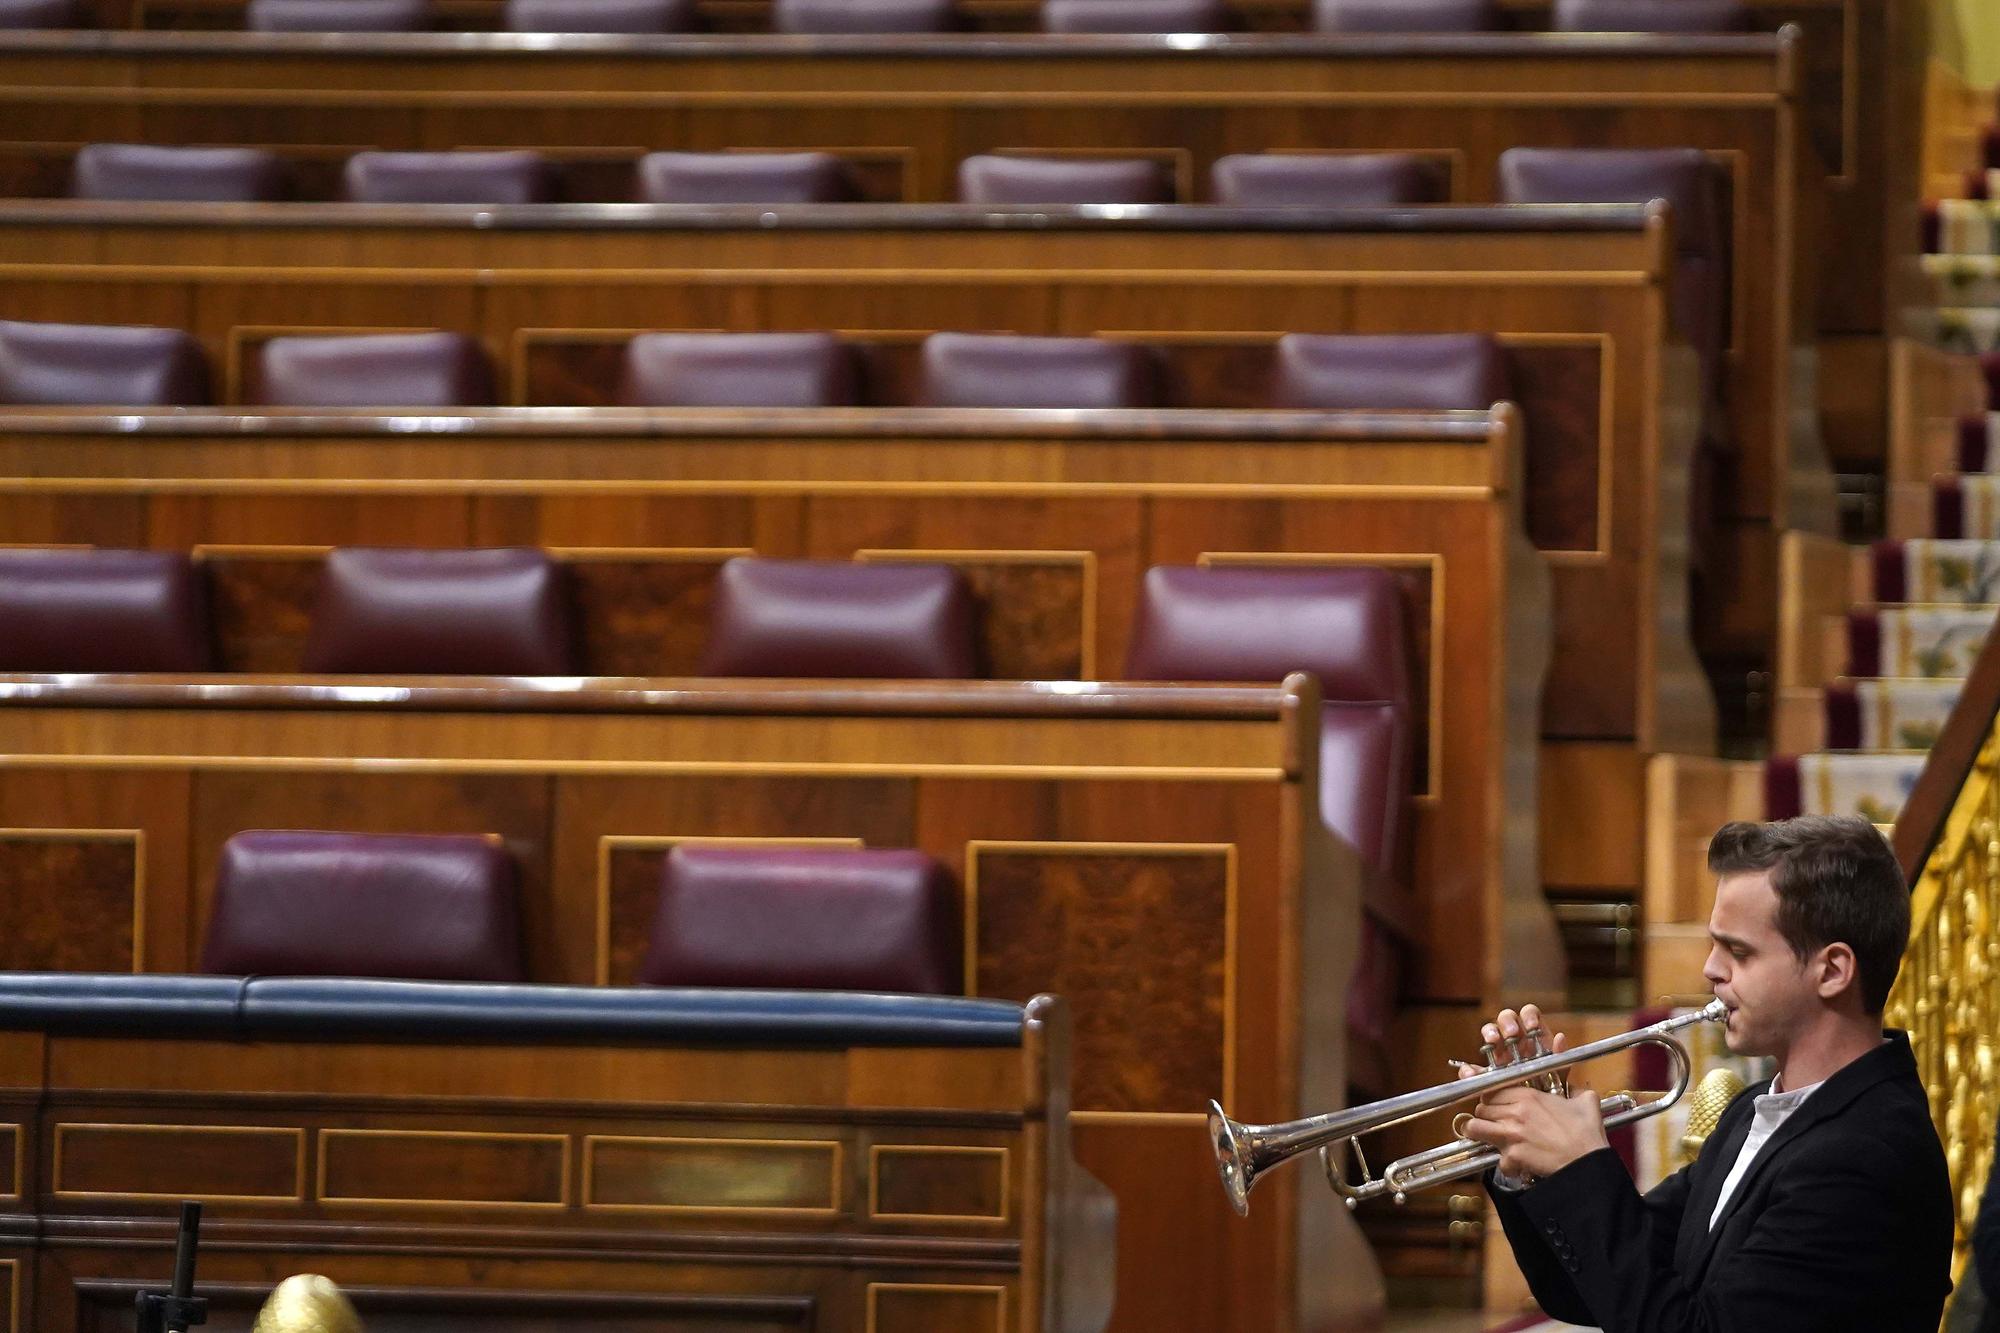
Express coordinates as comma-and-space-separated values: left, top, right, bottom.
1885, 731, 2000, 1284
251, 1275, 363, 1333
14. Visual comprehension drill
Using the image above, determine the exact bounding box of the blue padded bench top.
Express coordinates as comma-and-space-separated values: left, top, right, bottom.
0, 973, 1026, 1047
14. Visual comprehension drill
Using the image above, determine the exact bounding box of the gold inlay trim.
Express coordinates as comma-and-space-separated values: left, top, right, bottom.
580, 1134, 842, 1216
315, 1127, 571, 1209
52, 1123, 306, 1204
865, 1282, 1008, 1333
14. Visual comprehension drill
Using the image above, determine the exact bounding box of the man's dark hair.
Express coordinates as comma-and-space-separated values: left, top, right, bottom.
1705, 815, 1910, 1014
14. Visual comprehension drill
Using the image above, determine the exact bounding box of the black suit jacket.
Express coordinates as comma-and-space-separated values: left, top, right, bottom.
1487, 1030, 1952, 1332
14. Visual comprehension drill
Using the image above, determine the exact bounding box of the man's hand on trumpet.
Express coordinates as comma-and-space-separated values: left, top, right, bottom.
1455, 1003, 1610, 1184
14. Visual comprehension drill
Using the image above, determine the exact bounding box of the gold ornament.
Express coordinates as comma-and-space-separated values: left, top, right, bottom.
250, 1275, 363, 1333
1678, 1066, 1748, 1166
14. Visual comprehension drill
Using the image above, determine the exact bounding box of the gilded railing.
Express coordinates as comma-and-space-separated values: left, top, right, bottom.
1886, 728, 1999, 1284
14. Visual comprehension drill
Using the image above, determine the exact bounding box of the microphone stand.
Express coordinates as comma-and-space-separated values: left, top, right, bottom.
135, 1201, 208, 1333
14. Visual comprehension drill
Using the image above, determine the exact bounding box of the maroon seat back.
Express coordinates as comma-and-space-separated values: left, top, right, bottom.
246, 0, 430, 28
619, 332, 863, 407
771, 0, 955, 31
1551, 0, 1748, 29
0, 319, 209, 406
343, 151, 557, 205
638, 845, 961, 993
1270, 333, 1509, 410
700, 557, 978, 678
302, 547, 582, 675
1211, 153, 1447, 207
202, 830, 525, 981
918, 332, 1163, 409
1041, 0, 1224, 30
254, 332, 494, 408
1314, 0, 1494, 30
504, 0, 693, 29
71, 143, 287, 203
1497, 147, 1728, 374
957, 154, 1174, 205
1125, 564, 1413, 871
0, 0, 85, 27
636, 151, 857, 204
0, 548, 214, 672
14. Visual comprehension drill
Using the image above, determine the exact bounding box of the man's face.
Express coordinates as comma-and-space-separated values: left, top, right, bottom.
1701, 870, 1817, 1056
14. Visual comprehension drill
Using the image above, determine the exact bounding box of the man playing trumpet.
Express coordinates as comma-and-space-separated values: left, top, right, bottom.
1462, 815, 1952, 1331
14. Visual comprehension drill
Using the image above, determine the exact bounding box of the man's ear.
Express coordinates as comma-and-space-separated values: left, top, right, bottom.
1814, 942, 1859, 1003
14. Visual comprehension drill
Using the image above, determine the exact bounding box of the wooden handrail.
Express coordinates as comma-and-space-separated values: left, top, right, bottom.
1891, 616, 2000, 883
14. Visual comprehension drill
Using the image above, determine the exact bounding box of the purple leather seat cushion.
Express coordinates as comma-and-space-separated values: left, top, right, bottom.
343, 151, 556, 205
1270, 333, 1508, 410
639, 845, 961, 994
0, 319, 209, 406
957, 154, 1174, 205
619, 331, 863, 407
0, 548, 214, 672
1551, 0, 1748, 30
772, 0, 955, 32
302, 546, 582, 675
255, 332, 494, 408
71, 143, 287, 203
1313, 0, 1494, 30
918, 332, 1163, 409
246, 0, 430, 28
504, 0, 693, 29
202, 830, 524, 981
1211, 153, 1446, 207
700, 557, 978, 678
1041, 0, 1224, 31
636, 151, 857, 204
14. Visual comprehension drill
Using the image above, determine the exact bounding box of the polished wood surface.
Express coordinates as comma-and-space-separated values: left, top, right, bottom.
0, 673, 1415, 1333
0, 993, 1112, 1333
0, 210, 1705, 753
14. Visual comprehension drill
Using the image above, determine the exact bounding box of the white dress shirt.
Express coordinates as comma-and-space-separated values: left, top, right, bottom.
1708, 1073, 1821, 1229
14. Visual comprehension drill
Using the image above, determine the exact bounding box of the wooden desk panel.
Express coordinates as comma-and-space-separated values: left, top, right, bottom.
0, 678, 1404, 1333
0, 26, 1813, 528
0, 996, 1112, 1333
0, 211, 1712, 751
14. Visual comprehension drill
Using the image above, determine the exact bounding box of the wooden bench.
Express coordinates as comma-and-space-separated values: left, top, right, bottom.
0, 205, 1716, 760
0, 674, 1435, 1333
0, 975, 1115, 1333
0, 28, 1819, 513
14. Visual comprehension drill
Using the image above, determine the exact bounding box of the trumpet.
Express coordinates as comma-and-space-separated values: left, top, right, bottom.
1208, 999, 1728, 1214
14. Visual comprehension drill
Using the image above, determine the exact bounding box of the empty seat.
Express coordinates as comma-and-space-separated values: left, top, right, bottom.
638, 845, 961, 993
0, 548, 213, 672
619, 332, 863, 407
343, 151, 557, 205
700, 557, 977, 678
771, 0, 955, 31
1498, 147, 1728, 373
70, 143, 288, 204
1211, 153, 1447, 208
1314, 0, 1494, 30
504, 0, 693, 29
202, 830, 525, 981
918, 332, 1163, 409
1041, 0, 1224, 31
957, 154, 1174, 205
1126, 564, 1412, 870
254, 332, 494, 408
246, 0, 430, 28
636, 151, 856, 205
0, 318, 209, 406
1551, 0, 1749, 30
1126, 564, 1414, 1044
0, 0, 85, 26
302, 547, 581, 675
1269, 333, 1508, 410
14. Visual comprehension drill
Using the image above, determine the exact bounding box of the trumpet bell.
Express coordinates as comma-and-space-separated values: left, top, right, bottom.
1207, 1100, 1252, 1217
